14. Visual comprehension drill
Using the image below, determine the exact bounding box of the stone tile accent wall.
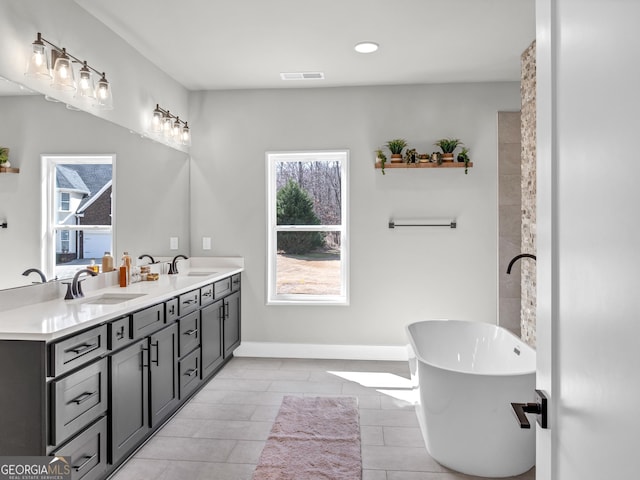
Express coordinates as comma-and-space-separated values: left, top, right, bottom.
498, 112, 522, 337
521, 40, 537, 347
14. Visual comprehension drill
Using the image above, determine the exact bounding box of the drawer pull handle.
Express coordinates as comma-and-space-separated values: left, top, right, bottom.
202, 290, 212, 297
185, 368, 198, 377
183, 299, 195, 305
116, 325, 126, 339
184, 329, 198, 336
151, 341, 160, 366
168, 304, 176, 315
72, 391, 98, 405
73, 453, 97, 472
66, 342, 98, 355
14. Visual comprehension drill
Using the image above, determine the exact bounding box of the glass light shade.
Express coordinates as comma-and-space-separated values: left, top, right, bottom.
151, 105, 163, 132
162, 113, 172, 138
181, 123, 191, 146
75, 62, 94, 100
25, 34, 51, 79
94, 73, 113, 110
171, 117, 182, 141
51, 49, 75, 91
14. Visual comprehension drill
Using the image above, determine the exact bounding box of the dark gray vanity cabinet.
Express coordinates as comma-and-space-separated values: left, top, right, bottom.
200, 299, 223, 379
223, 290, 241, 358
0, 271, 241, 480
52, 416, 107, 480
109, 338, 149, 464
149, 323, 179, 427
110, 305, 179, 463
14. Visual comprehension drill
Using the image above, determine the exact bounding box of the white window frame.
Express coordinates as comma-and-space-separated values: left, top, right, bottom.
42, 154, 116, 280
60, 192, 70, 212
266, 150, 349, 305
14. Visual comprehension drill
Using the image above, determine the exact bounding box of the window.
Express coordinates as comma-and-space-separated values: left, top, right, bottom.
42, 155, 115, 281
60, 192, 70, 211
266, 150, 348, 305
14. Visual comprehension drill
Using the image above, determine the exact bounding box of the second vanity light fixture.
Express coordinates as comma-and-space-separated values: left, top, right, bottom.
151, 104, 191, 146
25, 32, 113, 110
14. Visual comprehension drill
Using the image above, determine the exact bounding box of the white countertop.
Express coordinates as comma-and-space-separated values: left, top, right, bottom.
0, 260, 243, 342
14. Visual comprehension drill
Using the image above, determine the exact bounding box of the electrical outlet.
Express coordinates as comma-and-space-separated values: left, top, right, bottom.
170, 237, 179, 250
202, 237, 212, 250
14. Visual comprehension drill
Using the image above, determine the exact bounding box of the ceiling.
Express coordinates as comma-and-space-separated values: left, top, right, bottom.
75, 0, 535, 91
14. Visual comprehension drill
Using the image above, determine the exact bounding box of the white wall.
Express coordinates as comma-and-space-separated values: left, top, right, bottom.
536, 1, 640, 479
0, 95, 190, 290
189, 83, 520, 347
0, 0, 189, 152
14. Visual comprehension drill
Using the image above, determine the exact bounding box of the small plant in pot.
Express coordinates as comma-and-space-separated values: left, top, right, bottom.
404, 148, 417, 164
0, 147, 9, 168
375, 149, 387, 175
457, 147, 471, 174
386, 138, 408, 163
434, 138, 462, 162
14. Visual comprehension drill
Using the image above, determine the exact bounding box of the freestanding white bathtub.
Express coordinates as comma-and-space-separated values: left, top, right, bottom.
406, 320, 535, 478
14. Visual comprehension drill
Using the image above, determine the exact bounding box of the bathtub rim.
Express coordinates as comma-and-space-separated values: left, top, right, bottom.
406, 319, 536, 377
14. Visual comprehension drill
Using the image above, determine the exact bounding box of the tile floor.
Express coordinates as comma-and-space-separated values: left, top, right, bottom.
109, 357, 535, 480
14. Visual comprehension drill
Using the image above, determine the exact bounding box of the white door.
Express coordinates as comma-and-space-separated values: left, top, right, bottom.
536, 1, 640, 478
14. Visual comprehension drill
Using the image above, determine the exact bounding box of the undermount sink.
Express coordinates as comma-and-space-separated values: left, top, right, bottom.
82, 293, 147, 305
186, 271, 218, 277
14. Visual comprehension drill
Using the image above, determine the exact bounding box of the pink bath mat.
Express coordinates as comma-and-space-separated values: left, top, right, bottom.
252, 396, 362, 480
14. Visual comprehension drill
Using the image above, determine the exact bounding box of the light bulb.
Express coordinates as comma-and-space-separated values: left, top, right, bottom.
94, 73, 113, 110
152, 105, 163, 132
25, 33, 51, 79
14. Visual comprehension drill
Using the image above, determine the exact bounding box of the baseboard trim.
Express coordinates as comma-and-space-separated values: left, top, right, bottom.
233, 342, 409, 361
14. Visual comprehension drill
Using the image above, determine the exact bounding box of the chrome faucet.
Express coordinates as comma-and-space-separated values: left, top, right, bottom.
138, 254, 156, 264
66, 268, 98, 299
169, 255, 188, 274
22, 268, 47, 283
506, 253, 537, 274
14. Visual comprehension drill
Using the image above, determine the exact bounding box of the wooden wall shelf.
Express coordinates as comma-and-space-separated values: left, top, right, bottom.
0, 167, 20, 174
375, 161, 473, 170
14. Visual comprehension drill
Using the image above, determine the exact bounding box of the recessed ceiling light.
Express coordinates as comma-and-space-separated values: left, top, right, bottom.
354, 42, 379, 54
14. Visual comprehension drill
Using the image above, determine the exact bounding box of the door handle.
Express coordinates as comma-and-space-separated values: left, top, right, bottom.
511, 389, 548, 429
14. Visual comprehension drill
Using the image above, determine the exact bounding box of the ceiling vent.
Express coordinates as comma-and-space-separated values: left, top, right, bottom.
280, 72, 325, 81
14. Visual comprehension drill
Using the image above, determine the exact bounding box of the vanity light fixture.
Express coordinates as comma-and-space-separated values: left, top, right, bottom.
150, 104, 191, 146
354, 41, 379, 54
25, 32, 113, 109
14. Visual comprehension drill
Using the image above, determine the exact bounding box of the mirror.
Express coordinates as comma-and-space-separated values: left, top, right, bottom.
0, 84, 191, 291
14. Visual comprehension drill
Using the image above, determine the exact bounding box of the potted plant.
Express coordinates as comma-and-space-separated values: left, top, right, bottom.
0, 147, 9, 168
457, 147, 471, 174
404, 148, 417, 164
375, 149, 387, 175
386, 138, 407, 163
434, 138, 462, 162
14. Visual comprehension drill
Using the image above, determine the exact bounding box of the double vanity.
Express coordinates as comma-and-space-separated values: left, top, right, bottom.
0, 258, 243, 480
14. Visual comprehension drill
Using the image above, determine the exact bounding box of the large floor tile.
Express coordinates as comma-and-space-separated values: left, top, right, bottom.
134, 436, 236, 462
362, 445, 447, 472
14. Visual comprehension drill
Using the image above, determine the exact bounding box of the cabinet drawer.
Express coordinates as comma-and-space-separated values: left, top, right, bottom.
200, 283, 214, 306
53, 416, 107, 480
49, 325, 107, 377
108, 316, 131, 351
179, 348, 201, 399
131, 303, 165, 339
50, 358, 108, 447
214, 277, 232, 298
165, 297, 179, 323
179, 311, 200, 357
231, 273, 241, 293
178, 289, 200, 316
